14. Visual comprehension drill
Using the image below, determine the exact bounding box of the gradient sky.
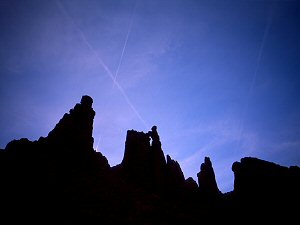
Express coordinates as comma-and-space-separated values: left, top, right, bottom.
1, 0, 300, 193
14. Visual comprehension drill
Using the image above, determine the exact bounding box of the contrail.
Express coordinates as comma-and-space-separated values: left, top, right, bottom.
113, 0, 137, 87
237, 3, 276, 148
56, 0, 148, 128
249, 14, 273, 96
95, 135, 101, 151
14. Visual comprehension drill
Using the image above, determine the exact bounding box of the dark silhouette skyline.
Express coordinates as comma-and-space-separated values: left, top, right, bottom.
1, 0, 300, 193
0, 95, 299, 224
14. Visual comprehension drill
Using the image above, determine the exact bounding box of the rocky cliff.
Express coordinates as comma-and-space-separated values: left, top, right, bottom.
0, 95, 299, 224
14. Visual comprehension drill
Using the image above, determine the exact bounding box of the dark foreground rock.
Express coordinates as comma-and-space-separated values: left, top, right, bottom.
0, 95, 299, 224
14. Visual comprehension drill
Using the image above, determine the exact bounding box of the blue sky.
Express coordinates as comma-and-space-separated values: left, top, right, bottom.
1, 0, 300, 192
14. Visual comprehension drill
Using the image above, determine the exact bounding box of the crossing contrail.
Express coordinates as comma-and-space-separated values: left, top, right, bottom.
113, 0, 137, 87
56, 0, 148, 128
249, 13, 273, 96
237, 2, 276, 149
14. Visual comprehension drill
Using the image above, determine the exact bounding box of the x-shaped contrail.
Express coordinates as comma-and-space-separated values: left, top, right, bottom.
56, 0, 148, 129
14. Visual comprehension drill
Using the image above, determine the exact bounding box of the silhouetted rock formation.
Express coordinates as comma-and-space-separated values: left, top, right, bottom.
47, 95, 95, 151
119, 126, 186, 195
0, 96, 111, 224
0, 95, 299, 224
230, 157, 300, 222
197, 157, 221, 197
185, 177, 198, 191
166, 155, 185, 190
232, 157, 300, 197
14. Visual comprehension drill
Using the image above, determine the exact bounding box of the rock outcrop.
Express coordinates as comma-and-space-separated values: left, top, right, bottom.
231, 157, 300, 222
232, 157, 300, 198
0, 95, 299, 224
166, 154, 185, 190
119, 125, 186, 194
197, 157, 221, 197
184, 177, 198, 194
0, 95, 110, 224
47, 95, 95, 151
